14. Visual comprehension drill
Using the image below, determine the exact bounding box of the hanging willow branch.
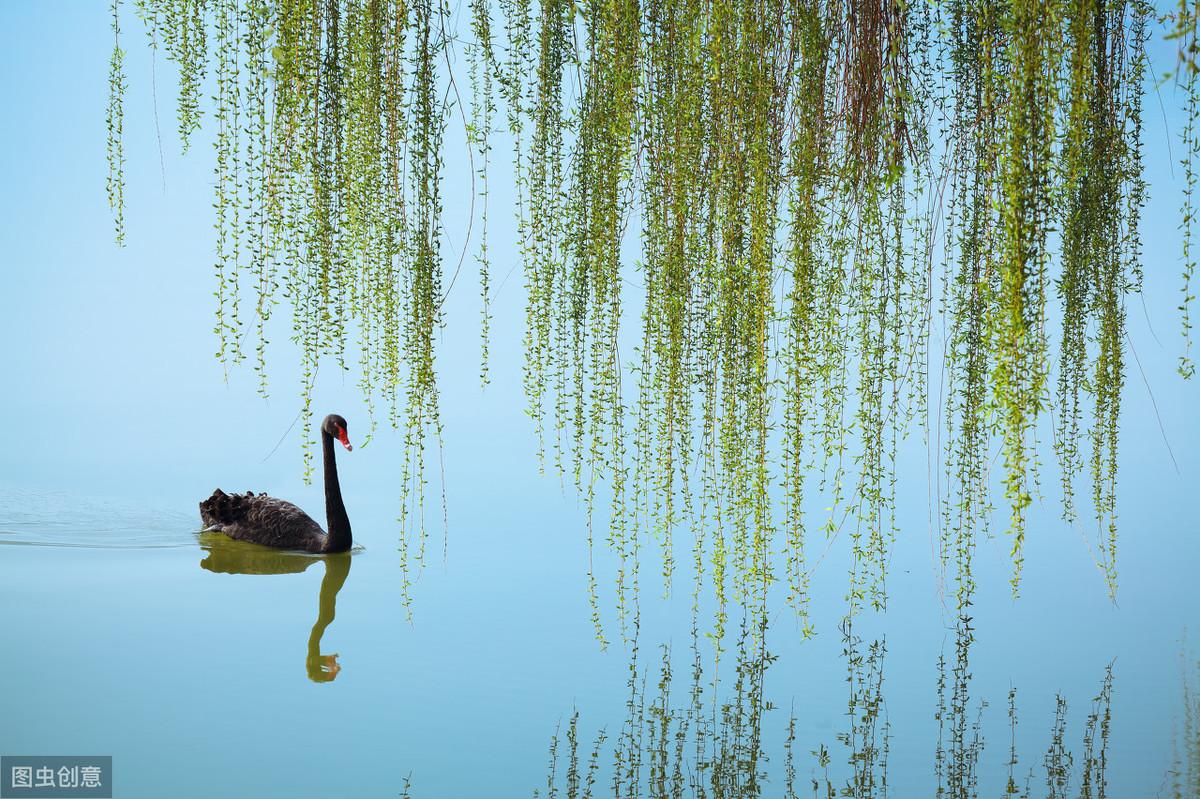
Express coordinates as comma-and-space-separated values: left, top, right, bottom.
107, 0, 126, 246
1173, 0, 1200, 379
108, 0, 1170, 629
507, 0, 1148, 634
1056, 0, 1148, 598
119, 0, 452, 616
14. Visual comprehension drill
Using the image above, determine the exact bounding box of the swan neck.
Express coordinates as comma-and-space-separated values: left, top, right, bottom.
321, 430, 352, 552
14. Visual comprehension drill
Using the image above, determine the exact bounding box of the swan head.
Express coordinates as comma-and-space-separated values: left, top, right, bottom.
321, 414, 353, 451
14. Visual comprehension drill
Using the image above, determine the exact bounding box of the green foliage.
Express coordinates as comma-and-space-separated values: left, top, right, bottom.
507, 0, 1147, 636
146, 0, 208, 152
109, 0, 1177, 625
992, 0, 1058, 590
1055, 0, 1147, 600
469, 0, 497, 389
107, 0, 126, 246
123, 0, 453, 615
1173, 0, 1200, 379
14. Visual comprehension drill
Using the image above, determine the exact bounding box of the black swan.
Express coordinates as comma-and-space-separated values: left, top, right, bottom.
199, 414, 353, 553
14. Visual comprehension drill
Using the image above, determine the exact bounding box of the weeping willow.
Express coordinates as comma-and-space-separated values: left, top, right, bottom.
1054, 0, 1147, 597
109, 0, 1169, 628
107, 0, 126, 246
1173, 0, 1200, 380
109, 0, 456, 612
505, 0, 936, 642
507, 0, 1148, 636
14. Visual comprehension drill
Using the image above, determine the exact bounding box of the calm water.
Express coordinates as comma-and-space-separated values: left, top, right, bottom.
1, 479, 1195, 798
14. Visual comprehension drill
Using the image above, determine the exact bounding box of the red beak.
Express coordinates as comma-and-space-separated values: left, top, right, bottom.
337, 427, 353, 451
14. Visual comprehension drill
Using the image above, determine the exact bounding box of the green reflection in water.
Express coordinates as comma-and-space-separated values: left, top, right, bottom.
535, 609, 772, 798
1174, 652, 1200, 799
932, 615, 1114, 799
536, 610, 1119, 798
198, 534, 352, 683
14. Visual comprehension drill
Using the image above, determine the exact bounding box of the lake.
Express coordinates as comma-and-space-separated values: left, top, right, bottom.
1, 4, 1198, 797
1, 470, 1195, 797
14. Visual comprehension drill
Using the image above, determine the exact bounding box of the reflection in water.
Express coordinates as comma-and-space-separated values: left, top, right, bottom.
936, 616, 984, 796
537, 612, 772, 797
538, 611, 1118, 798
833, 622, 889, 798
305, 555, 351, 682
1175, 654, 1200, 799
932, 615, 1114, 799
199, 534, 352, 682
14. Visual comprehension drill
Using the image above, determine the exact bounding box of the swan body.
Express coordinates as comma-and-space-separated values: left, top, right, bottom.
199, 414, 353, 554
200, 490, 330, 551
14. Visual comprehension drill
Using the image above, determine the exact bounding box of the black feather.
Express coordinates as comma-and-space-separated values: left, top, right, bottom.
199, 489, 328, 552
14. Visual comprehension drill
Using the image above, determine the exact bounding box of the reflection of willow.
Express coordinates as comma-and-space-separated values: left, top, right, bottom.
538, 610, 774, 798
539, 612, 1117, 798
1174, 653, 1200, 799
932, 616, 1114, 799
536, 607, 883, 798
199, 535, 352, 683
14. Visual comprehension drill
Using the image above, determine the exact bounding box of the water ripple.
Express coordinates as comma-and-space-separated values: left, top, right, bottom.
0, 485, 198, 549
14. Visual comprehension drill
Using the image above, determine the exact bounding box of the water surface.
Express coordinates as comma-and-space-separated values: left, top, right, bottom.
1, 484, 1194, 797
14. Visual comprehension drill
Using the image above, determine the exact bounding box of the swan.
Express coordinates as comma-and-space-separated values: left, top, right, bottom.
199, 414, 353, 553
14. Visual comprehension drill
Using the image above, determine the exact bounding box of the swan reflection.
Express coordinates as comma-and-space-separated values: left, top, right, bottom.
198, 534, 352, 683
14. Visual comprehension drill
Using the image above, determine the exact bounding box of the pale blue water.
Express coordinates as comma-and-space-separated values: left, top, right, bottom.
0, 476, 1195, 797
